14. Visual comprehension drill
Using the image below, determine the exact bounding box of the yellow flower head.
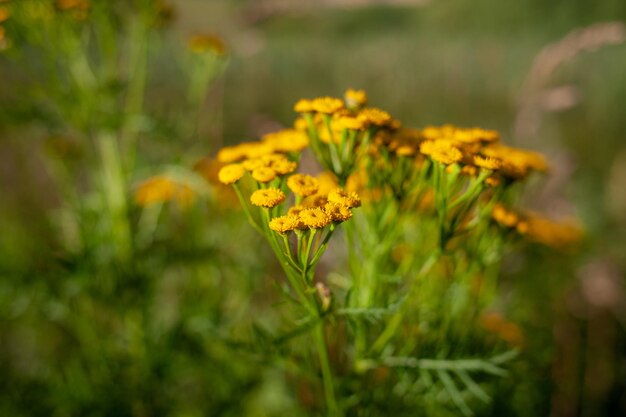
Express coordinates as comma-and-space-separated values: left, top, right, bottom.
288, 204, 306, 217
293, 117, 309, 131
333, 115, 367, 131
324, 202, 352, 222
0, 7, 10, 23
262, 129, 309, 153
271, 159, 298, 176
250, 188, 285, 208
302, 194, 329, 208
491, 203, 519, 228
481, 144, 548, 179
251, 167, 276, 183
217, 142, 274, 163
218, 163, 246, 185
294, 99, 315, 113
344, 88, 368, 108
420, 140, 463, 165
311, 97, 345, 114
327, 188, 361, 208
287, 174, 319, 197
518, 212, 583, 248
357, 107, 394, 128
57, 0, 90, 11
188, 34, 227, 56
242, 158, 266, 172
299, 208, 332, 229
269, 215, 300, 234
134, 176, 194, 207
473, 155, 502, 170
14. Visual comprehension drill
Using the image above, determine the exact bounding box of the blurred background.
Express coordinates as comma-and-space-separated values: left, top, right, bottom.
1, 0, 625, 416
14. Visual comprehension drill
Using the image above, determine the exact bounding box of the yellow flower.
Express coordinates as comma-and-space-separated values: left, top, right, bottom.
311, 97, 344, 114
518, 212, 583, 248
288, 204, 306, 217
294, 117, 309, 131
262, 129, 309, 153
287, 174, 319, 197
473, 155, 502, 170
492, 203, 519, 228
294, 99, 315, 113
218, 163, 246, 185
242, 158, 266, 172
357, 107, 393, 127
251, 167, 276, 183
333, 115, 367, 131
481, 144, 548, 179
217, 142, 274, 163
420, 140, 463, 165
269, 215, 300, 234
324, 202, 352, 222
188, 34, 227, 56
57, 0, 90, 11
0, 7, 10, 23
344, 88, 368, 108
134, 176, 194, 207
327, 188, 361, 208
250, 188, 285, 208
299, 208, 332, 229
271, 159, 297, 175
302, 194, 329, 208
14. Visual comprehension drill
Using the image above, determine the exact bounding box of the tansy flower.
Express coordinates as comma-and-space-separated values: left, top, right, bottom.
294, 99, 314, 113
134, 176, 194, 207
188, 33, 227, 56
303, 194, 329, 208
311, 97, 344, 114
324, 202, 352, 222
271, 159, 297, 175
0, 7, 10, 23
250, 188, 285, 208
269, 215, 300, 234
242, 158, 266, 172
420, 140, 463, 165
287, 174, 319, 197
299, 208, 332, 229
262, 129, 309, 153
328, 188, 361, 208
333, 115, 367, 131
481, 144, 548, 179
473, 155, 502, 170
293, 117, 309, 131
218, 163, 246, 185
492, 203, 519, 228
252, 167, 276, 183
344, 88, 368, 108
288, 204, 306, 217
357, 107, 393, 127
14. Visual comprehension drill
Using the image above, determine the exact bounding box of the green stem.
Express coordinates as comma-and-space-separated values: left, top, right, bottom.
314, 321, 340, 417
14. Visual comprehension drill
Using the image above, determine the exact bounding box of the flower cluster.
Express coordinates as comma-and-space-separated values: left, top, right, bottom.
492, 203, 583, 248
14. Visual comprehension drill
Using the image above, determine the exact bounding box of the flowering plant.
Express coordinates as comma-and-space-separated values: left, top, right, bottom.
215, 89, 582, 416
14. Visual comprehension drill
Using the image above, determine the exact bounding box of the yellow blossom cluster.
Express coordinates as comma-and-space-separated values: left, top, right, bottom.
268, 186, 360, 234
134, 176, 195, 207
492, 203, 583, 248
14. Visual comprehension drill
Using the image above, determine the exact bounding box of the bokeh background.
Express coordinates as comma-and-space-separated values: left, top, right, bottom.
1, 0, 625, 416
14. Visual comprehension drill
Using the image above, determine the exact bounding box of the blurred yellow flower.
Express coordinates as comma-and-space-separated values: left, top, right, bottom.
420, 140, 463, 165
135, 176, 194, 207
311, 97, 344, 114
188, 33, 227, 56
218, 163, 245, 185
262, 129, 309, 153
251, 167, 276, 183
287, 174, 319, 197
344, 88, 368, 109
